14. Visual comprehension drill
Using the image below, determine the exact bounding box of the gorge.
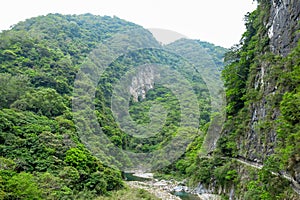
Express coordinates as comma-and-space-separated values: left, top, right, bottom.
0, 0, 299, 199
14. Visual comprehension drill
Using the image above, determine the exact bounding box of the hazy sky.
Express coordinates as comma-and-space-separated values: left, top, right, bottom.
0, 0, 257, 48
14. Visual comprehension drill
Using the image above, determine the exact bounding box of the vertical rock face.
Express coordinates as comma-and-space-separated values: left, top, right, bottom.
268, 0, 300, 56
242, 61, 280, 162
239, 0, 300, 162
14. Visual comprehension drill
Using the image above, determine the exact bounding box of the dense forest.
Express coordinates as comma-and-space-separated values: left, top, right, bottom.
0, 14, 144, 199
1, 0, 299, 199
0, 13, 226, 199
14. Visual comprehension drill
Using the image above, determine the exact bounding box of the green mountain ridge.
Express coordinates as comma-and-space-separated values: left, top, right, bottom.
0, 13, 226, 199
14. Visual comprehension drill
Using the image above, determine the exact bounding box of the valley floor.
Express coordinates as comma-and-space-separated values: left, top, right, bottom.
95, 186, 160, 200
126, 181, 181, 200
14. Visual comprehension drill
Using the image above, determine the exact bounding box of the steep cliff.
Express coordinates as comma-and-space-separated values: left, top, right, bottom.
222, 0, 299, 165
217, 0, 299, 196
268, 0, 300, 55
235, 0, 299, 175
200, 0, 300, 199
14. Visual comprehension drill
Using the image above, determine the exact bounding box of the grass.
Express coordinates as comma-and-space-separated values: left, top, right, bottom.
96, 186, 160, 200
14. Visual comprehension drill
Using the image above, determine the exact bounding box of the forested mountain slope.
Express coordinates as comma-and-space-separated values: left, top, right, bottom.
0, 13, 159, 199
0, 13, 226, 199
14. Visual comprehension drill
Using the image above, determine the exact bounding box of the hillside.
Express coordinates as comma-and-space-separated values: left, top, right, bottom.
0, 13, 155, 199
0, 13, 226, 199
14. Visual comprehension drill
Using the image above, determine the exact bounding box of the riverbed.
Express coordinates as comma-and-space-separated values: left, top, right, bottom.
124, 172, 201, 200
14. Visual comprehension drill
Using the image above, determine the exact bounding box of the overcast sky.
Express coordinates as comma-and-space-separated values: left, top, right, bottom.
0, 0, 257, 48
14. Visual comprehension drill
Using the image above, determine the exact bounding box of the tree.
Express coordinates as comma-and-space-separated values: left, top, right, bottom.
0, 73, 29, 108
5, 172, 42, 200
11, 88, 67, 117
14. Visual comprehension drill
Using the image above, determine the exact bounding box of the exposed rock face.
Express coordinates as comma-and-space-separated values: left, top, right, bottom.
268, 0, 300, 56
240, 61, 280, 162
129, 65, 155, 101
239, 0, 300, 162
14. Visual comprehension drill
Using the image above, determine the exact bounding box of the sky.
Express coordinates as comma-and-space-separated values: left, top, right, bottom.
0, 0, 257, 48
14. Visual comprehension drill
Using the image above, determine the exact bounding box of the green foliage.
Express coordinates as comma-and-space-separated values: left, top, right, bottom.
186, 157, 236, 187
95, 47, 213, 158
0, 157, 16, 170
213, 164, 238, 185
276, 45, 300, 170
217, 134, 238, 157
174, 136, 204, 175
96, 186, 160, 200
59, 166, 80, 186
243, 166, 291, 200
65, 147, 89, 170
0, 11, 227, 199
217, 0, 299, 198
37, 172, 65, 199
0, 13, 149, 198
0, 108, 124, 198
0, 73, 29, 108
280, 91, 300, 125
222, 8, 266, 116
11, 88, 68, 117
5, 172, 42, 200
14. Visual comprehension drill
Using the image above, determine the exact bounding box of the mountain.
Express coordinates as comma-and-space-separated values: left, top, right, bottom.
0, 13, 155, 200
1, 1, 299, 199
0, 13, 226, 199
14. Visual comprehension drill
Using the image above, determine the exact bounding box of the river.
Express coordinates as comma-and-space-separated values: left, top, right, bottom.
124, 172, 201, 200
